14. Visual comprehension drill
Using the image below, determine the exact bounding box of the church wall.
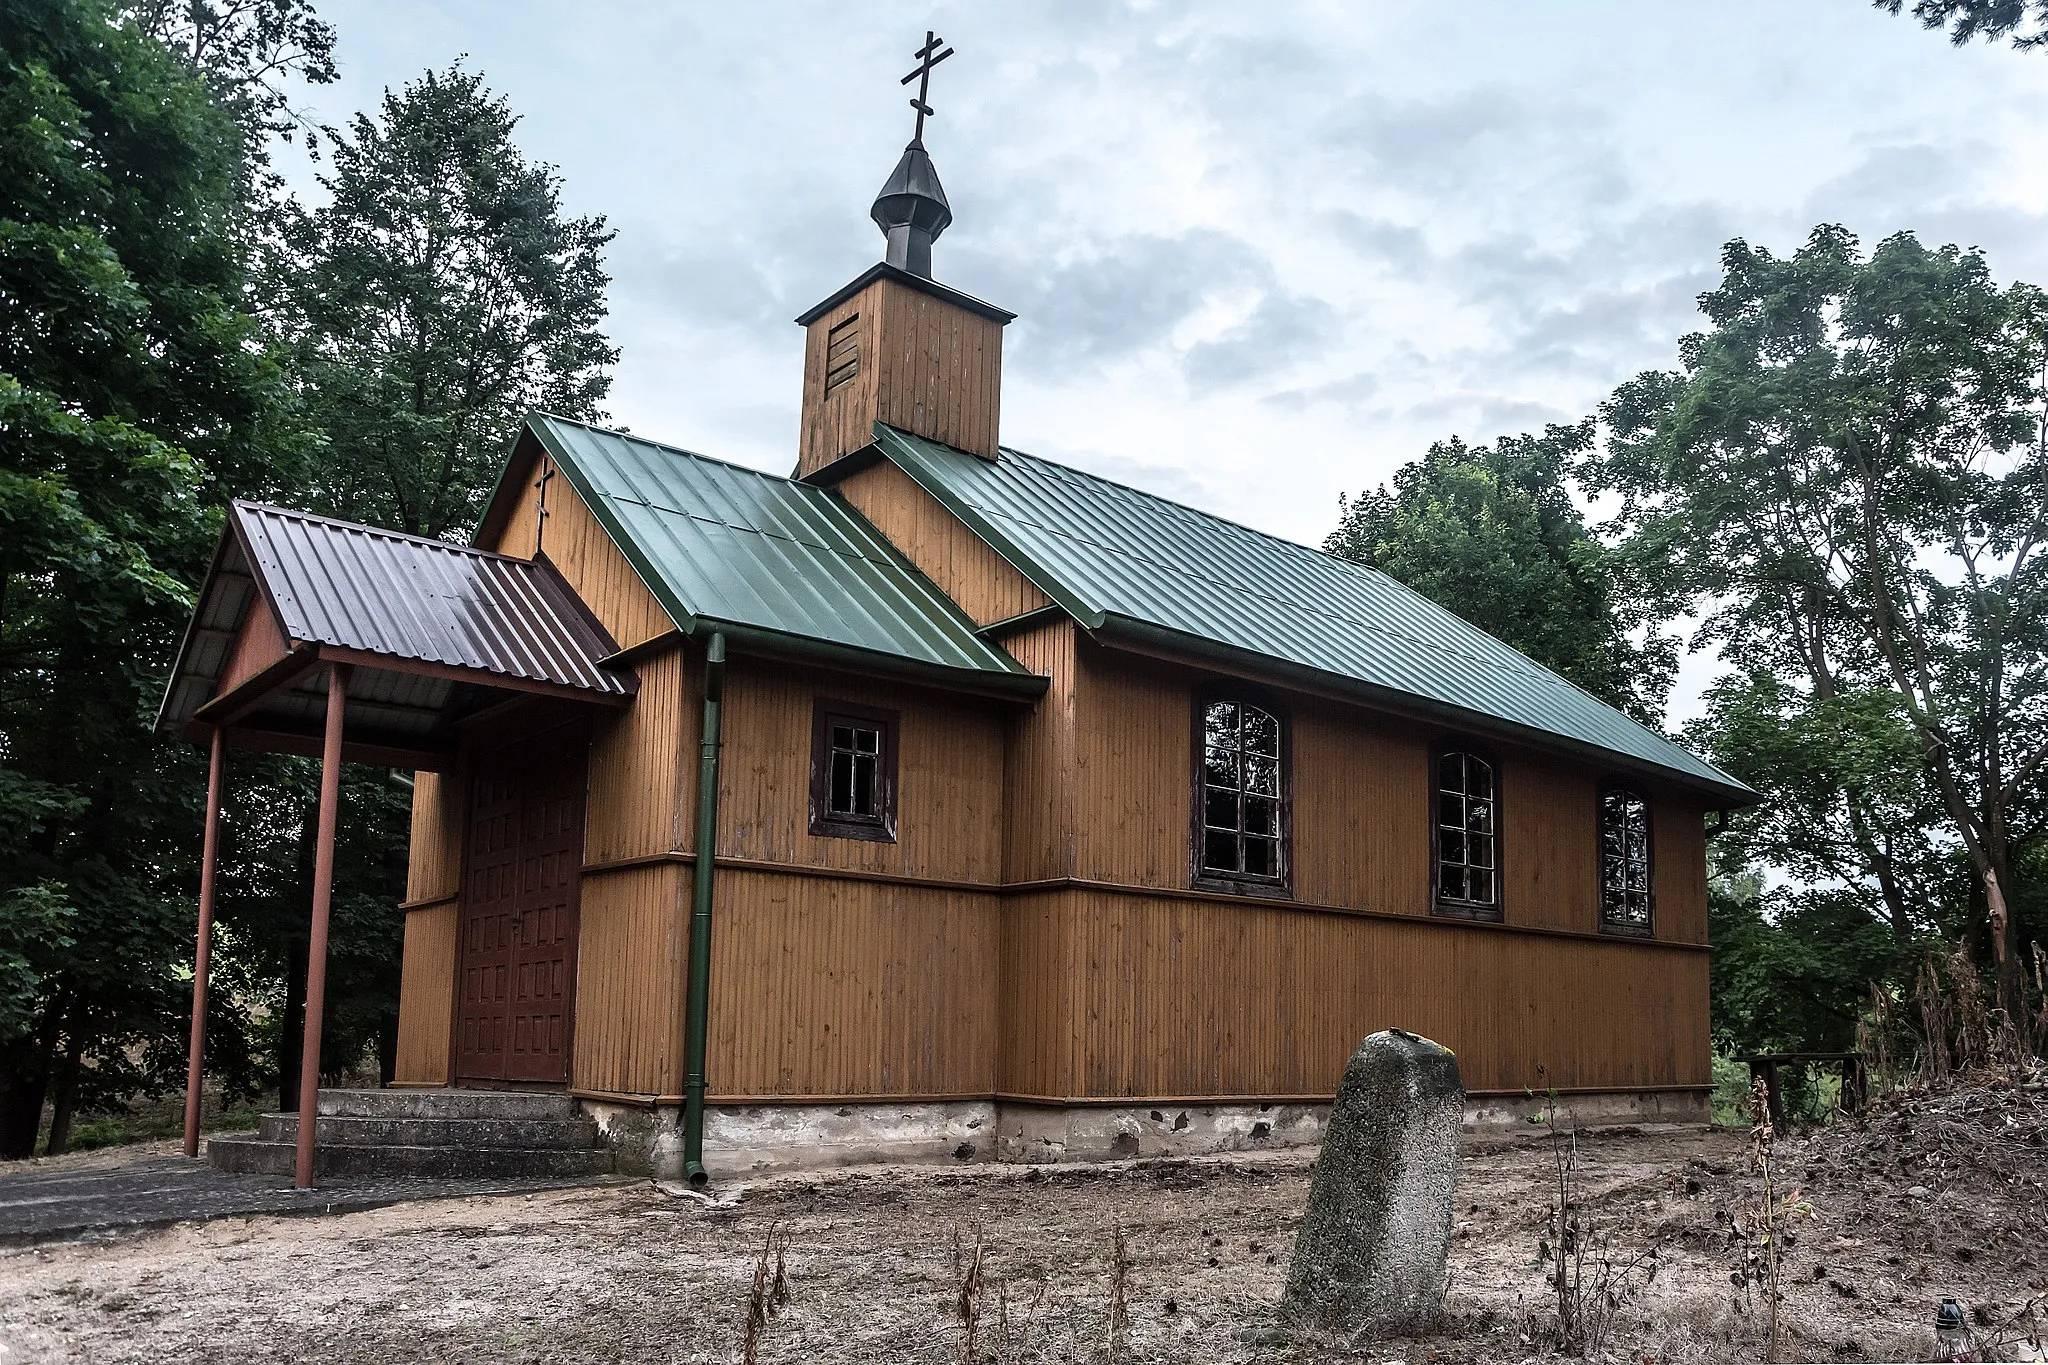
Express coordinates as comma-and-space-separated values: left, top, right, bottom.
1063, 640, 1713, 945
482, 445, 677, 652
1043, 883, 1712, 1097
706, 866, 1000, 1100
714, 656, 1008, 883
831, 458, 1050, 627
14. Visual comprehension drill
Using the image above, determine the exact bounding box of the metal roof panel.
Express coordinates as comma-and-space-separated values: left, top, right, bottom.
873, 424, 1755, 803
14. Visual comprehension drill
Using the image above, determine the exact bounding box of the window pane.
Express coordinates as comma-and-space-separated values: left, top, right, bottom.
830, 752, 853, 812
1467, 758, 1494, 799
852, 754, 876, 816
831, 725, 854, 752
1205, 701, 1238, 745
1203, 830, 1239, 873
1438, 792, 1463, 829
1468, 868, 1494, 905
1438, 751, 1463, 792
1204, 787, 1239, 831
1440, 829, 1466, 866
1244, 796, 1278, 837
1439, 864, 1467, 902
1204, 745, 1237, 788
1243, 707, 1278, 756
1244, 751, 1278, 797
853, 727, 879, 754
1468, 798, 1493, 834
1470, 833, 1493, 869
1243, 836, 1276, 878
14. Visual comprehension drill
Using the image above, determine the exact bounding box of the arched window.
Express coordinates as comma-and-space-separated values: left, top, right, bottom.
1599, 787, 1653, 934
1196, 697, 1288, 889
1434, 748, 1500, 919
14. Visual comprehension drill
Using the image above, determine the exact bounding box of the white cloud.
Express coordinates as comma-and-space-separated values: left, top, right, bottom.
286, 0, 2048, 720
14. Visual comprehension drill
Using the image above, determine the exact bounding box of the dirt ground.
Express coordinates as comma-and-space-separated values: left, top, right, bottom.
0, 1112, 2043, 1364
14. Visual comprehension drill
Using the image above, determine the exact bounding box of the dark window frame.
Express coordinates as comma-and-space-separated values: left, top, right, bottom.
1597, 783, 1655, 937
1189, 687, 1294, 899
1431, 740, 1504, 922
808, 699, 899, 842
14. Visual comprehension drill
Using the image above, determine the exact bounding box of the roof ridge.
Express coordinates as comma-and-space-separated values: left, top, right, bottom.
529, 411, 815, 490
232, 500, 539, 566
971, 442, 1713, 776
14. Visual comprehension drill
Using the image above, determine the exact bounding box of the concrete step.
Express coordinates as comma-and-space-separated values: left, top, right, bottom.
205, 1135, 615, 1180
256, 1113, 602, 1149
312, 1089, 579, 1121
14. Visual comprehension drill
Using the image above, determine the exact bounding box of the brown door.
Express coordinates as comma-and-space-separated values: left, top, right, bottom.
456, 723, 585, 1084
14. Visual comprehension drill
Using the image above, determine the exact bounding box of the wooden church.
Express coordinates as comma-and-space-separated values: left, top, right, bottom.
161, 47, 1755, 1184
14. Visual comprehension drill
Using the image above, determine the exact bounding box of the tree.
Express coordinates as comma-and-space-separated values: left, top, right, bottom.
1686, 673, 1955, 944
272, 64, 617, 539
1596, 225, 2048, 1021
1325, 424, 1677, 725
1876, 0, 2048, 51
0, 0, 291, 1154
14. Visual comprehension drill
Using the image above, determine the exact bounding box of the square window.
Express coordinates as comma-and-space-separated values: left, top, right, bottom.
810, 702, 898, 842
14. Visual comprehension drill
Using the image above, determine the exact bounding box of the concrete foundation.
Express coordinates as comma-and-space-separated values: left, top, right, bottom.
578, 1088, 1710, 1181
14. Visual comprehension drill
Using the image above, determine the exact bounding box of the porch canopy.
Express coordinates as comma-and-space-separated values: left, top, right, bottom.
158, 501, 638, 1186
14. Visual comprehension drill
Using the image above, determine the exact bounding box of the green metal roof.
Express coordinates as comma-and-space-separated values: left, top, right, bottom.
518, 415, 1042, 697
871, 424, 1756, 804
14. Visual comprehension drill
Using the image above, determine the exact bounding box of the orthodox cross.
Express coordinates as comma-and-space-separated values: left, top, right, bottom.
533, 458, 554, 557
900, 30, 954, 142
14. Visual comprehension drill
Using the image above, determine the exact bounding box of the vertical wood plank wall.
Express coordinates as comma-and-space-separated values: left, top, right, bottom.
798, 277, 1005, 474
717, 659, 1006, 883
832, 460, 1050, 627
572, 861, 687, 1098
708, 869, 999, 1100
393, 903, 457, 1084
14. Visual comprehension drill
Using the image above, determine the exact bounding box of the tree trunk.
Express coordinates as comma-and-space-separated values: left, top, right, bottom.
43, 1023, 84, 1155
277, 936, 306, 1112
0, 999, 63, 1158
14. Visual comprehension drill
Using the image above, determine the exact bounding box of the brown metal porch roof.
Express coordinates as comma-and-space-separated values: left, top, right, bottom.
158, 502, 635, 768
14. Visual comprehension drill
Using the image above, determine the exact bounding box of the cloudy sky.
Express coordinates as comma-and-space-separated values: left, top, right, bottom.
284, 2, 2048, 708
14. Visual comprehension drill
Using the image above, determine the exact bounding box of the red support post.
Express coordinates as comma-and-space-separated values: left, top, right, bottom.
293, 665, 349, 1188
182, 727, 227, 1158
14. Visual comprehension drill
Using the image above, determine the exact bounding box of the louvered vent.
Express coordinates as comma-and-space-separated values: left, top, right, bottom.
824, 315, 860, 396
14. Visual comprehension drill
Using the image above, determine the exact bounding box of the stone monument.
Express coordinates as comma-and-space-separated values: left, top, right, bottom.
1282, 1028, 1463, 1339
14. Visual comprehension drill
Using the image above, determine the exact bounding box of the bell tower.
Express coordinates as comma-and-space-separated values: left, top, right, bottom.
795, 32, 1014, 478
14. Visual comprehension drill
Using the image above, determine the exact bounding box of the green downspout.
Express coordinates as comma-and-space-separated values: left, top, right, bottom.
682, 631, 726, 1186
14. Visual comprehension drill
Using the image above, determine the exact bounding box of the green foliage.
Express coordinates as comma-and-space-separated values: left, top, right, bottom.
1709, 875, 1901, 1057
271, 64, 617, 538
1596, 225, 2048, 1010
1324, 423, 1676, 724
1876, 0, 2048, 50
0, 0, 290, 1153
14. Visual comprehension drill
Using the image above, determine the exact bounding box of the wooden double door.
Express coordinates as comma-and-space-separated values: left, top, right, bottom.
456, 723, 586, 1085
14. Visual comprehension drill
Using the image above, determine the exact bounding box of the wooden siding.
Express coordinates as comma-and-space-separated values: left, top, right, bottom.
717, 657, 1006, 883
1654, 803, 1710, 945
799, 276, 1004, 474
1061, 640, 1712, 941
572, 861, 687, 1098
220, 600, 289, 691
707, 867, 1000, 1098
393, 902, 458, 1084
833, 459, 1050, 626
585, 645, 694, 864
483, 448, 675, 651
1001, 618, 1079, 883
403, 769, 465, 905
1049, 887, 1711, 1098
